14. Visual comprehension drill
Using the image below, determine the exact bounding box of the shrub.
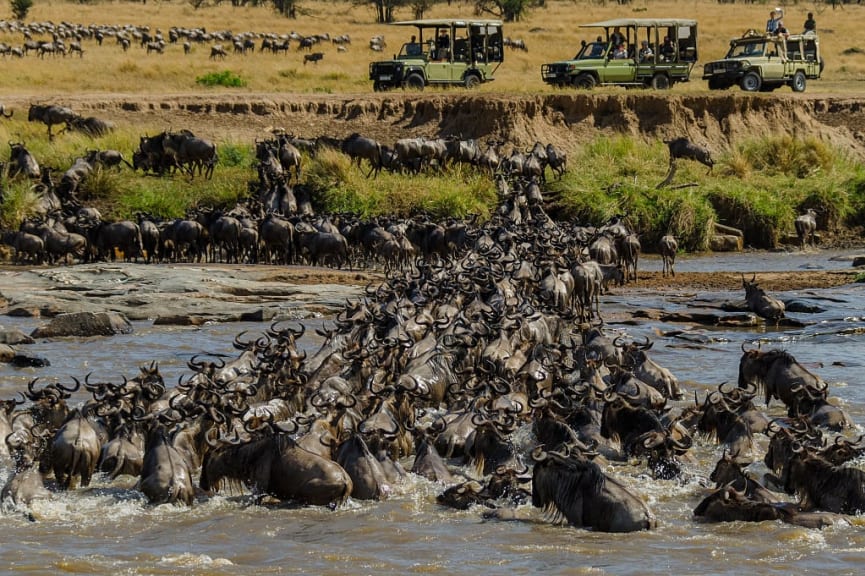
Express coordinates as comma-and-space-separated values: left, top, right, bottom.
10, 0, 33, 20
195, 70, 247, 88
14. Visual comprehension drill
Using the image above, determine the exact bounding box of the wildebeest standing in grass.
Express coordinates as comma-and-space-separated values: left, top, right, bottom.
7, 141, 41, 179
162, 131, 218, 179
664, 137, 714, 173
66, 115, 115, 138
28, 104, 77, 140
341, 133, 383, 178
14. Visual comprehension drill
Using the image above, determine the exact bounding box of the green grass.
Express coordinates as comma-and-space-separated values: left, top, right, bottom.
195, 70, 247, 88
1, 122, 861, 253
546, 135, 863, 250
306, 147, 497, 219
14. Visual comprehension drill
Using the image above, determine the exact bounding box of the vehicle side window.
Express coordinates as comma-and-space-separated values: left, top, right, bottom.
454, 37, 469, 62
803, 40, 817, 61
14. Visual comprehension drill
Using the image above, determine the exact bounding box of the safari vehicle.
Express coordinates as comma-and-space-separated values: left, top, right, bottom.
702, 30, 822, 92
540, 18, 698, 90
369, 18, 503, 91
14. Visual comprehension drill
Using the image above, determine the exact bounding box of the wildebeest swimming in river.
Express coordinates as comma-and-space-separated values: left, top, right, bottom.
742, 274, 785, 322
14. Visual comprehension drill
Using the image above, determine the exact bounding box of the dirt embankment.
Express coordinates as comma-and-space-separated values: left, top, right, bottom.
5, 92, 865, 157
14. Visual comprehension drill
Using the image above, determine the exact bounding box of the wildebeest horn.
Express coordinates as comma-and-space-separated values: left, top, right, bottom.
530, 446, 548, 462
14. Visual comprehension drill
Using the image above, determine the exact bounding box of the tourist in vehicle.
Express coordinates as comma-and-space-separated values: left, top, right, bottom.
766, 11, 780, 34
803, 12, 816, 33
660, 36, 676, 61
589, 36, 605, 57
611, 27, 625, 48
613, 44, 628, 59
638, 40, 653, 62
775, 20, 788, 37
436, 30, 450, 60
406, 35, 421, 56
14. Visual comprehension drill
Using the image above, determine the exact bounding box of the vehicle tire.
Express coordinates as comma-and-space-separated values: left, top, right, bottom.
373, 81, 384, 92
651, 74, 671, 90
573, 73, 596, 90
791, 71, 807, 93
740, 71, 762, 92
464, 74, 481, 89
405, 73, 425, 91
707, 78, 728, 91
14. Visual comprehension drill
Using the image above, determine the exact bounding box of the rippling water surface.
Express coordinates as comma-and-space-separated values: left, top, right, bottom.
2, 252, 865, 575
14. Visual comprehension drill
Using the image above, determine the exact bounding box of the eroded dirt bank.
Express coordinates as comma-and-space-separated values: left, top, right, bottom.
5, 92, 864, 157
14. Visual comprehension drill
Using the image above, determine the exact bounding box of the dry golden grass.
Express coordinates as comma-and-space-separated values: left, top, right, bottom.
0, 0, 863, 97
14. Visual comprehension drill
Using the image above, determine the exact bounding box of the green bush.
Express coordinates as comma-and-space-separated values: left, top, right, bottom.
9, 0, 33, 20
195, 70, 247, 88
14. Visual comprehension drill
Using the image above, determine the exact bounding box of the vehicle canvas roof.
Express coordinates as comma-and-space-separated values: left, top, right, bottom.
391, 18, 503, 27
580, 18, 697, 28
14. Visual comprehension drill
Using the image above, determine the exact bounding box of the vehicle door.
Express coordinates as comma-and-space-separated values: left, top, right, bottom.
802, 37, 820, 76
763, 39, 785, 81
449, 32, 471, 81
602, 52, 637, 83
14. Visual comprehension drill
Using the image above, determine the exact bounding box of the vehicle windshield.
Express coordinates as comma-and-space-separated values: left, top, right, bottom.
726, 40, 767, 58
398, 41, 429, 58
575, 41, 608, 59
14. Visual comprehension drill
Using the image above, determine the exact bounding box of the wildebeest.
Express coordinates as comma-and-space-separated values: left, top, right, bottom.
795, 208, 818, 250
303, 52, 324, 65
659, 234, 678, 277
66, 115, 115, 138
210, 44, 227, 60
200, 432, 353, 507
28, 104, 77, 140
84, 149, 134, 169
0, 104, 12, 119
694, 484, 836, 528
742, 274, 785, 321
51, 408, 105, 490
1, 231, 45, 264
341, 133, 382, 178
7, 141, 41, 179
783, 446, 865, 514
617, 233, 641, 283
663, 137, 714, 173
139, 425, 196, 506
545, 143, 567, 179
738, 345, 828, 411
95, 220, 145, 262
531, 448, 656, 532
162, 131, 218, 179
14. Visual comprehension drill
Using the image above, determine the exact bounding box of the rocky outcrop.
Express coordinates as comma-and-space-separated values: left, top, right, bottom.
31, 312, 133, 338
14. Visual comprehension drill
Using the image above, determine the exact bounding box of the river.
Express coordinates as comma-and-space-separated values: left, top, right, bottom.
1, 251, 864, 575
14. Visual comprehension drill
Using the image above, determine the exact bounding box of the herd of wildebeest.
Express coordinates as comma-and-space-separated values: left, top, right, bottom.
1, 93, 859, 533
0, 17, 528, 66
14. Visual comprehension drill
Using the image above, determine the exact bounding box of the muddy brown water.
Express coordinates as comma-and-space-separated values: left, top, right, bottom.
2, 252, 865, 575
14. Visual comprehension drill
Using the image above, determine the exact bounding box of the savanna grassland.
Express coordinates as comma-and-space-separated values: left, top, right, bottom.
0, 0, 864, 94
1, 1, 865, 253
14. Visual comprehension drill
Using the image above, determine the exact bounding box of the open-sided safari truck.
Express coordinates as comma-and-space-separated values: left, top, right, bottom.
369, 18, 504, 91
702, 29, 822, 92
541, 18, 698, 90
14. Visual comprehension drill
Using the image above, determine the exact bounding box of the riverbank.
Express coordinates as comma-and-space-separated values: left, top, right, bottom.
1, 258, 861, 328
